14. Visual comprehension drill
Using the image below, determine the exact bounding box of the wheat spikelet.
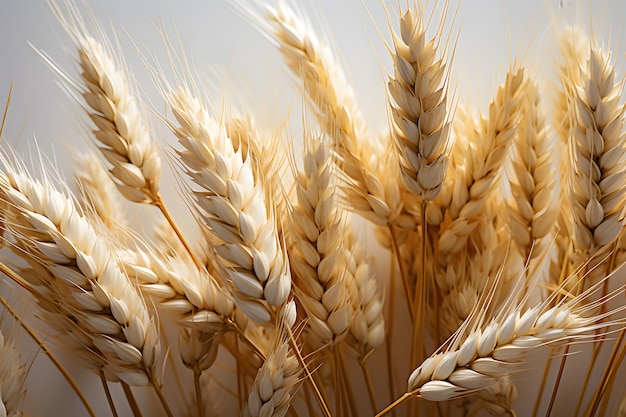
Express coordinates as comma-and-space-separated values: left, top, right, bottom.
567, 43, 626, 253
388, 6, 452, 202
0, 328, 26, 417
0, 162, 161, 386
165, 87, 292, 324
265, 2, 402, 226
241, 330, 301, 417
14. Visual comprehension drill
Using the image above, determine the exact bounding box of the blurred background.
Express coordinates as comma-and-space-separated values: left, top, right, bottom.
0, 0, 625, 416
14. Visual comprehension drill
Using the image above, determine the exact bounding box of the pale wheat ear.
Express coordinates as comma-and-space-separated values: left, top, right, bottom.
47, 0, 163, 203
0, 153, 168, 406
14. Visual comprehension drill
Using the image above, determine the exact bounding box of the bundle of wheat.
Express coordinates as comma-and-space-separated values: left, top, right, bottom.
0, 1, 625, 416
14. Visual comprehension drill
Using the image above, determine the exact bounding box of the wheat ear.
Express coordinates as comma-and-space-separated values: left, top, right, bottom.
0, 162, 161, 386
46, 0, 164, 204
506, 80, 559, 252
344, 232, 385, 358
567, 43, 626, 253
117, 246, 236, 331
166, 87, 293, 324
406, 284, 626, 403
288, 138, 354, 348
0, 328, 26, 417
438, 67, 526, 257
388, 6, 452, 202
265, 2, 402, 226
241, 329, 301, 417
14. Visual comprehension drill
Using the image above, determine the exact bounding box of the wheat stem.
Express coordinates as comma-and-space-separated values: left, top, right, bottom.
531, 355, 553, 417
587, 329, 626, 416
194, 368, 204, 417
154, 194, 202, 271
544, 344, 570, 417
0, 83, 12, 139
0, 292, 97, 417
375, 392, 412, 417
576, 240, 619, 415
385, 255, 397, 416
360, 358, 379, 413
337, 348, 357, 417
390, 225, 415, 316
411, 200, 428, 369
235, 335, 244, 411
599, 338, 626, 416
150, 371, 174, 417
122, 382, 143, 417
99, 370, 119, 417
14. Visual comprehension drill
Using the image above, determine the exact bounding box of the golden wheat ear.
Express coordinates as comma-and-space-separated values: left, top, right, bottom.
566, 42, 626, 255
387, 6, 453, 203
